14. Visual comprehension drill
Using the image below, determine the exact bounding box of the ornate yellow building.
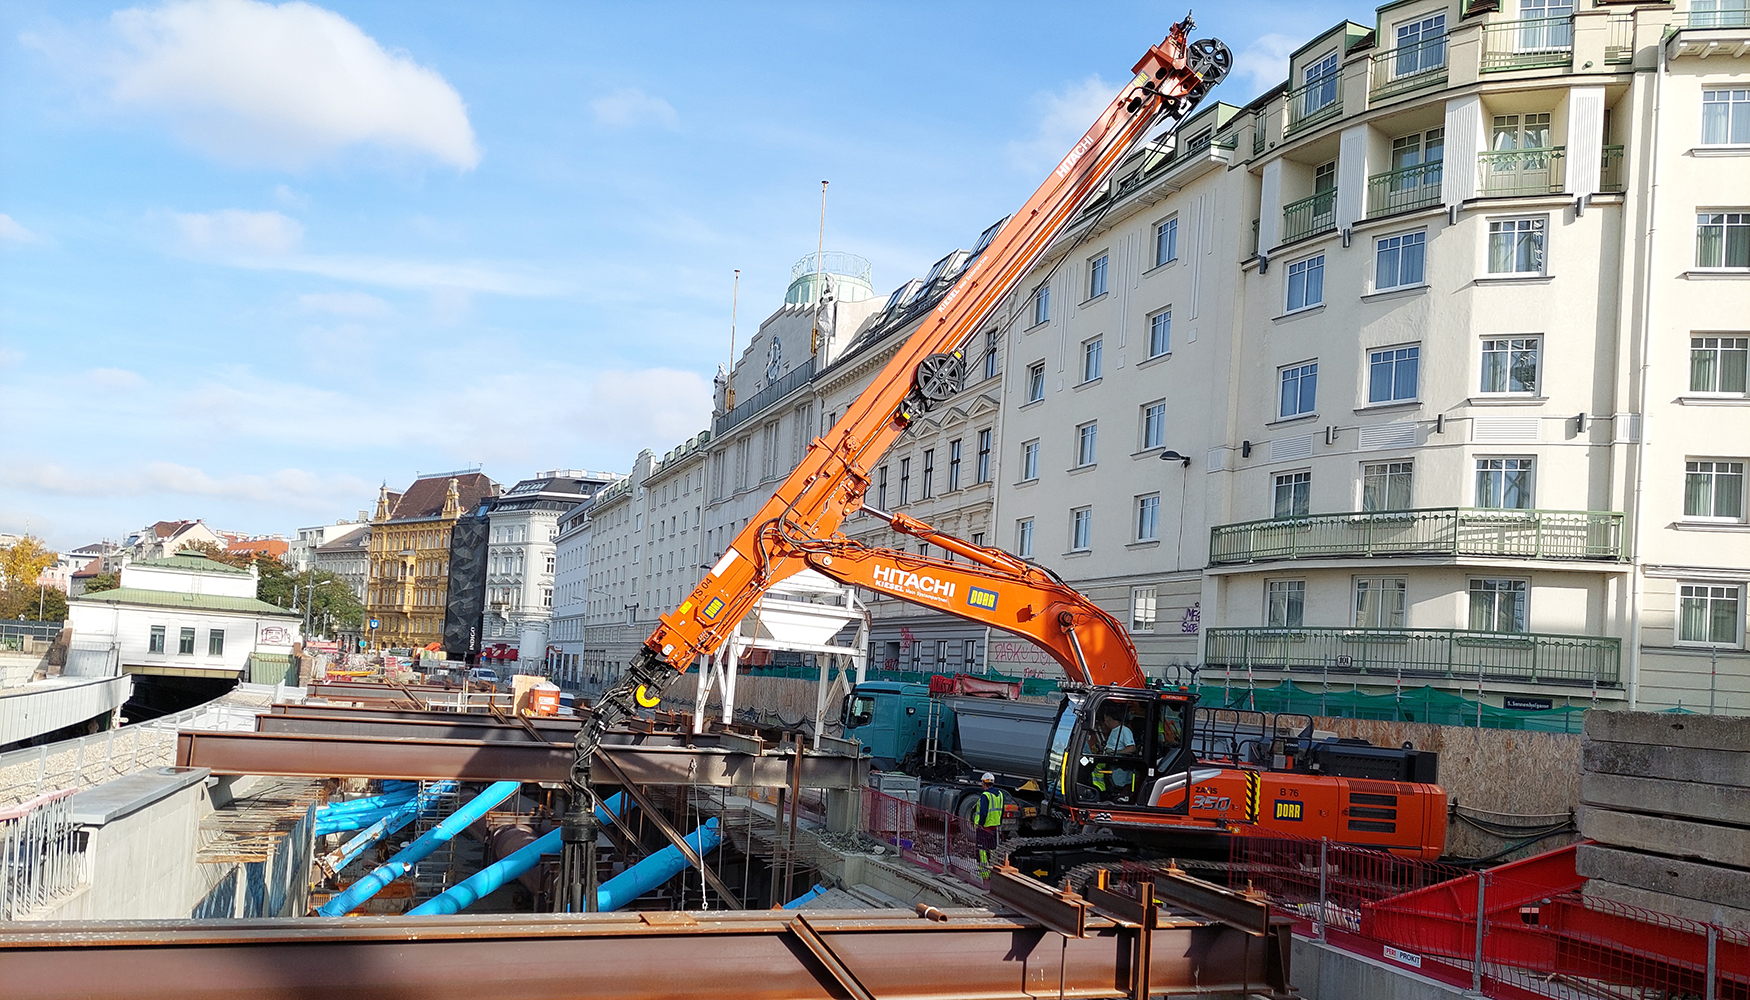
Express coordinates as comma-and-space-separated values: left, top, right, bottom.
366, 471, 498, 651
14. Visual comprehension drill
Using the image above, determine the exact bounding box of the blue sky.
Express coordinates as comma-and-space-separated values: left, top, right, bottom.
0, 0, 1355, 551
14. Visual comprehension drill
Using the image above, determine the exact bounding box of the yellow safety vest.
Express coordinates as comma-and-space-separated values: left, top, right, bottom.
977, 789, 1003, 828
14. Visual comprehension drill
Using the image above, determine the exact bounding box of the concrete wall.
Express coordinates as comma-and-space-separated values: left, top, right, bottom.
1292, 937, 1470, 1000
33, 767, 213, 921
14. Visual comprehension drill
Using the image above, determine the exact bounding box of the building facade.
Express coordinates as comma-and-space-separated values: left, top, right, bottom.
550, 498, 595, 690
482, 471, 620, 667
314, 529, 371, 602
988, 1, 1750, 713
365, 471, 499, 651
290, 518, 369, 572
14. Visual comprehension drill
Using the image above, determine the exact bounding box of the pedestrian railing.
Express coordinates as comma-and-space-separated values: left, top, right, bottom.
1203, 627, 1621, 687
1209, 507, 1624, 566
861, 788, 991, 888
1281, 188, 1338, 244
1600, 144, 1625, 193
1478, 146, 1566, 197
1605, 14, 1636, 65
0, 788, 86, 919
1370, 35, 1448, 102
1286, 72, 1342, 135
1684, 7, 1750, 29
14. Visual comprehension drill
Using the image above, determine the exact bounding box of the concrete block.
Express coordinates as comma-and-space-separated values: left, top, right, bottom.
1578, 804, 1750, 867
1576, 843, 1750, 911
1292, 936, 1471, 1000
1582, 739, 1750, 789
1583, 879, 1750, 931
1580, 771, 1750, 827
1586, 710, 1750, 753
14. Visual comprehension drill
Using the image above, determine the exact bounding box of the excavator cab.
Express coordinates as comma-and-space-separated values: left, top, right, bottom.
1043, 687, 1196, 812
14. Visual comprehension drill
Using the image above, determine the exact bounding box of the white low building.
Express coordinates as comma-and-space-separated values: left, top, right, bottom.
66, 552, 301, 685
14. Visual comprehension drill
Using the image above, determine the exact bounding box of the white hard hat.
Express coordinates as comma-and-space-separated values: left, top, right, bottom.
981, 772, 995, 783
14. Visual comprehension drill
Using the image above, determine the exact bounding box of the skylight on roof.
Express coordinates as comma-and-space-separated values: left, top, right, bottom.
974, 217, 1009, 254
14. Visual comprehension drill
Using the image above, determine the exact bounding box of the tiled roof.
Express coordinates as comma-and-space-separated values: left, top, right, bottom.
71, 559, 102, 578
315, 532, 368, 553
72, 588, 299, 617
388, 472, 497, 521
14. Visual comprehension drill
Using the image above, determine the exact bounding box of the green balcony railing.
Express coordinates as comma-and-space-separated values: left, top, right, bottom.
1370, 35, 1448, 101
1683, 7, 1750, 29
1204, 627, 1622, 687
1605, 14, 1636, 65
1600, 144, 1625, 193
1478, 145, 1565, 197
1281, 188, 1337, 243
1286, 72, 1343, 134
1209, 507, 1625, 566
1481, 16, 1574, 72
1367, 161, 1444, 217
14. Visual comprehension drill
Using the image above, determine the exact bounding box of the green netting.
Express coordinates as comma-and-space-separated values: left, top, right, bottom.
1195, 680, 1595, 732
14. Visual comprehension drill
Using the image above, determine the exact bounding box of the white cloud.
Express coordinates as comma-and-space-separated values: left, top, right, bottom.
0, 214, 37, 243
236, 252, 567, 295
71, 0, 479, 171
11, 460, 369, 507
590, 87, 679, 130
173, 208, 303, 254
1234, 34, 1300, 101
271, 183, 309, 209
86, 367, 146, 390
1006, 75, 1117, 173
298, 290, 389, 316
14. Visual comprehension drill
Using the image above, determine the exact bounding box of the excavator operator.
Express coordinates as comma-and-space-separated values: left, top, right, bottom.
1089, 703, 1142, 803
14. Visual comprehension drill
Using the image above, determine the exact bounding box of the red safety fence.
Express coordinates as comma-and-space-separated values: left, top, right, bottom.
1228, 831, 1750, 1000
861, 788, 994, 888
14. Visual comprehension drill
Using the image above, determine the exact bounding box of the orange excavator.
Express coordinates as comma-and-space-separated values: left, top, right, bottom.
559, 18, 1443, 907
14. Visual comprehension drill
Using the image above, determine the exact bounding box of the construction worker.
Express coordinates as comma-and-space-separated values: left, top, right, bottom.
1089, 703, 1139, 802
973, 773, 1003, 877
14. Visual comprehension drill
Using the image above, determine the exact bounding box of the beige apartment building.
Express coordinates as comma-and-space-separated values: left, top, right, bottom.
992, 0, 1750, 713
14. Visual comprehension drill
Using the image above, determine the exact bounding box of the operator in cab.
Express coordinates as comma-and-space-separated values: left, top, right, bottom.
1089, 702, 1142, 803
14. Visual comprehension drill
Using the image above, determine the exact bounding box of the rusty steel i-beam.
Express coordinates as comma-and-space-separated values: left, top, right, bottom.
0, 907, 1290, 1000
174, 730, 866, 789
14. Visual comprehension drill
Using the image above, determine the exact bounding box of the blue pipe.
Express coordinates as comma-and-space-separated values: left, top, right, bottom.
323, 789, 441, 873
315, 783, 458, 836
318, 788, 418, 816
318, 780, 526, 916
781, 883, 829, 909
407, 814, 719, 916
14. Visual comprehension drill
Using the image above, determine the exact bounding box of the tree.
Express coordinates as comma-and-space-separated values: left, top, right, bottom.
9, 588, 68, 622
82, 572, 119, 594
253, 556, 364, 634
0, 535, 53, 591
0, 535, 60, 621
183, 540, 254, 568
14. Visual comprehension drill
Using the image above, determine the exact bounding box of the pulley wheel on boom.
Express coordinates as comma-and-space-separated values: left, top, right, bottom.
901, 351, 966, 421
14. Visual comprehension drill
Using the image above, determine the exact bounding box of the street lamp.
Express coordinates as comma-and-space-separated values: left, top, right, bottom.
1158, 449, 1191, 468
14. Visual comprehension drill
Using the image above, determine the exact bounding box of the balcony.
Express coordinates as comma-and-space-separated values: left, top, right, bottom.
1286, 73, 1342, 135
1208, 507, 1625, 566
1369, 35, 1448, 102
1683, 7, 1750, 29
1366, 161, 1443, 218
1281, 188, 1337, 244
1478, 145, 1565, 197
714, 357, 817, 437
1481, 16, 1574, 72
1204, 627, 1621, 687
1604, 14, 1635, 65
1600, 144, 1625, 193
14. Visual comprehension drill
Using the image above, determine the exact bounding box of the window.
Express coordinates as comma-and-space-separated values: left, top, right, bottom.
1026, 361, 1046, 402
208, 629, 224, 656
1354, 577, 1408, 628
1287, 254, 1325, 310
762, 421, 781, 480
1017, 518, 1035, 558
898, 458, 910, 504
1021, 440, 1040, 481
1703, 90, 1750, 146
1469, 578, 1528, 632
948, 439, 963, 491
1394, 12, 1446, 76
1154, 217, 1179, 266
1088, 253, 1108, 299
178, 627, 195, 655
1367, 346, 1420, 404
1680, 584, 1743, 646
1082, 337, 1103, 382
1070, 508, 1092, 551
149, 625, 165, 654
1696, 212, 1750, 269
734, 437, 751, 491
1691, 336, 1749, 393
1131, 586, 1157, 633
977, 429, 992, 483
1280, 361, 1318, 418
1076, 422, 1098, 466
1480, 337, 1541, 394
920, 449, 935, 499
1267, 580, 1306, 628
1147, 309, 1171, 358
1274, 471, 1311, 519
1685, 460, 1746, 520
1032, 284, 1050, 325
1489, 218, 1546, 274
1142, 401, 1166, 450
1476, 457, 1535, 509
1135, 494, 1161, 541
983, 330, 1000, 380
1363, 461, 1414, 512
1302, 50, 1339, 115
545, 555, 556, 574
1375, 232, 1426, 289
963, 638, 980, 673
876, 465, 888, 508
971, 532, 985, 547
